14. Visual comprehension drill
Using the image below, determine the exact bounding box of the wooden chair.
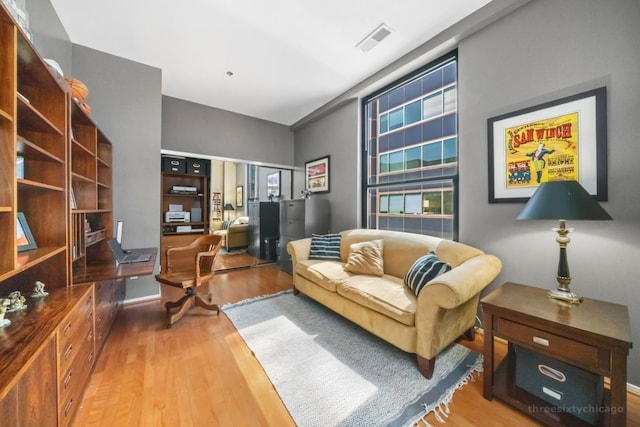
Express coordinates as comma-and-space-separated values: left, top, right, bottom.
155, 234, 223, 328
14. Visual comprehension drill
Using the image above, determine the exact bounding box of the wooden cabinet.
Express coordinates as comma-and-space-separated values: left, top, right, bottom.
0, 286, 93, 427
482, 282, 632, 427
94, 278, 125, 352
57, 287, 95, 427
0, 2, 69, 291
70, 102, 113, 274
0, 5, 124, 426
160, 160, 210, 271
278, 199, 330, 273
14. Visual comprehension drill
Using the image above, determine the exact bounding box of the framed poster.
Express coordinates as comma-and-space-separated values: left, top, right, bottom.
305, 155, 330, 193
488, 87, 607, 202
266, 171, 280, 197
236, 185, 243, 207
17, 212, 37, 252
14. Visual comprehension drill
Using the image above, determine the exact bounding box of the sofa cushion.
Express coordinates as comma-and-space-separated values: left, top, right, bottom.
309, 233, 342, 260
337, 275, 416, 326
404, 252, 451, 295
296, 260, 350, 293
343, 239, 384, 276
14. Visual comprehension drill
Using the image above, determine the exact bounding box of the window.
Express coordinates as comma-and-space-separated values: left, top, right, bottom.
362, 52, 458, 240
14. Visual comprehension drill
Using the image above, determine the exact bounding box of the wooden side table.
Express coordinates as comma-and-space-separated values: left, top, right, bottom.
482, 282, 632, 426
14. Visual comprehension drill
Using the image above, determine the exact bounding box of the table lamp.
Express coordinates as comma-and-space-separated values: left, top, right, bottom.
223, 203, 235, 221
517, 180, 612, 304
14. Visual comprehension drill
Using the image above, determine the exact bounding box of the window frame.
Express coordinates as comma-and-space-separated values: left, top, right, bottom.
360, 50, 459, 241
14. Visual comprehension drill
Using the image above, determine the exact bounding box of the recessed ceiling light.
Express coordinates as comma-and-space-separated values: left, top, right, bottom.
356, 23, 392, 52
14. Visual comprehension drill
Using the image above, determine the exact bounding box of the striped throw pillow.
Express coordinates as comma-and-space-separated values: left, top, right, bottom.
404, 252, 451, 295
309, 233, 342, 260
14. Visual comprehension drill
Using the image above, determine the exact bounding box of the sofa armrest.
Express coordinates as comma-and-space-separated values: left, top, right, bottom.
418, 254, 502, 309
227, 223, 248, 235
287, 237, 312, 268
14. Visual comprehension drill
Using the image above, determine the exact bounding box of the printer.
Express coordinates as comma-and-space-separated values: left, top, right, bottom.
165, 211, 190, 222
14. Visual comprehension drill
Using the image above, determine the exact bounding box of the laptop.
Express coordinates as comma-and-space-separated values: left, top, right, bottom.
108, 238, 152, 264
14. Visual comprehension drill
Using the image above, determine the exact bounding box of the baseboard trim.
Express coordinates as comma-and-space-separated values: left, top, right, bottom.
123, 294, 161, 306
474, 326, 639, 396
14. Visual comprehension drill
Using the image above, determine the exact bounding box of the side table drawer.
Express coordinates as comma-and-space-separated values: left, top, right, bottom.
495, 318, 601, 371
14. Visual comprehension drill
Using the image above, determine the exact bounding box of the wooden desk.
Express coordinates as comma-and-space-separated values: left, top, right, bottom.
482, 282, 632, 427
73, 247, 157, 283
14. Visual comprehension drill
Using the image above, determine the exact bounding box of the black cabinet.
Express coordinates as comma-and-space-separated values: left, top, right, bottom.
248, 202, 280, 260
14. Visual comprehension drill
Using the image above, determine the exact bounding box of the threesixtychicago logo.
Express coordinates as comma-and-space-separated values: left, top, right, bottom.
528, 405, 623, 416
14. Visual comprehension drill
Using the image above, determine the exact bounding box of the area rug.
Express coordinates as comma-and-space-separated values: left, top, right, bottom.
219, 247, 248, 256
222, 290, 482, 427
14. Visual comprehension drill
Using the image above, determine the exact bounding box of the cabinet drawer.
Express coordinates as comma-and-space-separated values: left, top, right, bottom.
495, 318, 601, 371
281, 219, 304, 237
282, 200, 304, 220
58, 292, 94, 353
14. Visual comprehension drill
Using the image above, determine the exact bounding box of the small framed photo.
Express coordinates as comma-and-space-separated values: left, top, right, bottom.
305, 155, 330, 193
17, 212, 37, 252
267, 171, 280, 197
236, 185, 244, 207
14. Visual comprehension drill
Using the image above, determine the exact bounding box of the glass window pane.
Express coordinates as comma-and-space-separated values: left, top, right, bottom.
389, 151, 403, 172
379, 113, 388, 133
443, 138, 456, 164
404, 193, 421, 214
405, 100, 421, 125
380, 153, 389, 173
443, 190, 453, 215
444, 87, 457, 113
422, 191, 441, 214
388, 108, 403, 131
422, 141, 442, 167
405, 146, 421, 170
389, 194, 403, 214
379, 195, 388, 213
423, 92, 443, 119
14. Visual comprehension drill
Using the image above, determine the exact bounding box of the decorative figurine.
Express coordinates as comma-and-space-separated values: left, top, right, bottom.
6, 291, 27, 313
0, 299, 10, 328
31, 281, 49, 298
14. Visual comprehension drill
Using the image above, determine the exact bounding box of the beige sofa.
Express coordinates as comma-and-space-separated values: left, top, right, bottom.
212, 217, 249, 250
287, 228, 502, 378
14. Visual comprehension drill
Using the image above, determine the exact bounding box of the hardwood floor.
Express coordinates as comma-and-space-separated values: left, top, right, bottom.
73, 265, 640, 426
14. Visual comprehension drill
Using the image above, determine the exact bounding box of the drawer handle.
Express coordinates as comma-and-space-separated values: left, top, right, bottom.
86, 295, 93, 305
64, 371, 73, 389
88, 352, 95, 364
64, 344, 73, 361
542, 386, 563, 401
87, 312, 93, 323
63, 322, 72, 336
64, 399, 74, 416
532, 336, 549, 346
538, 364, 566, 382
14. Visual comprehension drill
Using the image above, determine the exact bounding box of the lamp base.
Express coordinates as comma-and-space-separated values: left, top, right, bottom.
547, 288, 583, 304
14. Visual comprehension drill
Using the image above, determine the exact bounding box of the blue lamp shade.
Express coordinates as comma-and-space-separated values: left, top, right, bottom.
517, 180, 611, 221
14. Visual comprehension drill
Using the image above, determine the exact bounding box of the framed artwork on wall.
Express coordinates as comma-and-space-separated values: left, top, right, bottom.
488, 87, 607, 203
267, 171, 280, 198
236, 185, 244, 207
305, 155, 330, 194
17, 212, 37, 252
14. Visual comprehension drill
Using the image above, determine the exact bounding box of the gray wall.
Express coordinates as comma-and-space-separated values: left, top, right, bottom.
293, 100, 359, 233
162, 96, 294, 166
72, 46, 162, 300
293, 0, 640, 385
29, 0, 71, 74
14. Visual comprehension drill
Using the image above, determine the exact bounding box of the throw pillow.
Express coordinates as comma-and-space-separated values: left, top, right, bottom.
343, 240, 384, 276
309, 233, 342, 260
404, 252, 451, 295
222, 220, 234, 230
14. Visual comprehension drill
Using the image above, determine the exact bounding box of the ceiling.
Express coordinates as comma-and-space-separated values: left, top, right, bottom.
50, 0, 491, 126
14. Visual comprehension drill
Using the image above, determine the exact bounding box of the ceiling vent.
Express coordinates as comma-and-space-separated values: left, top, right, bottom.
356, 23, 392, 52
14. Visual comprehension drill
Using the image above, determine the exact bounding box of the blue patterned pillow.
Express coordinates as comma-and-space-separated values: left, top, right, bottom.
222, 220, 234, 230
404, 252, 451, 295
309, 233, 342, 260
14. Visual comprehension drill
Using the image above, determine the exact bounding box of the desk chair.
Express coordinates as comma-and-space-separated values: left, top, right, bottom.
155, 234, 223, 328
